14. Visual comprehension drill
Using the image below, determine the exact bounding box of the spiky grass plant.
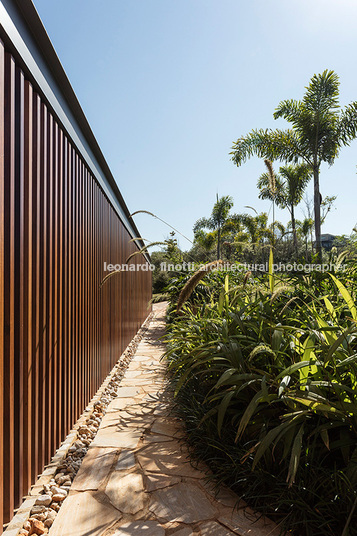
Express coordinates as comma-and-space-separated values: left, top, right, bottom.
164, 265, 357, 536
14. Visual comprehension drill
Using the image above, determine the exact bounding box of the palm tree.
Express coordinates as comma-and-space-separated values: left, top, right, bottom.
193, 195, 234, 259
230, 70, 357, 260
194, 229, 216, 255
270, 220, 286, 243
258, 163, 311, 256
239, 212, 272, 251
260, 159, 277, 245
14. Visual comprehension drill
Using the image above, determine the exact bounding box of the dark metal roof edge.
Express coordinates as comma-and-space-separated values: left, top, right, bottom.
0, 0, 149, 259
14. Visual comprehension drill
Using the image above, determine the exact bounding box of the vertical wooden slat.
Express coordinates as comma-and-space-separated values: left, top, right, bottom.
112, 208, 116, 367
103, 200, 109, 380
92, 179, 96, 394
23, 79, 33, 497
91, 175, 95, 397
109, 205, 113, 368
83, 165, 86, 408
72, 146, 77, 424
79, 161, 83, 413
116, 217, 120, 358
66, 138, 70, 435
31, 92, 41, 483
77, 154, 81, 417
67, 144, 73, 429
3, 52, 16, 522
14, 66, 24, 508
99, 194, 104, 383
45, 111, 53, 464
119, 222, 123, 355
87, 172, 92, 400
37, 102, 47, 475
94, 181, 98, 393
0, 39, 5, 530
80, 163, 83, 406
89, 174, 92, 398
85, 168, 89, 403
69, 147, 74, 425
76, 158, 81, 416
95, 181, 98, 391
57, 127, 63, 442
61, 135, 68, 440
52, 121, 58, 453
73, 152, 78, 421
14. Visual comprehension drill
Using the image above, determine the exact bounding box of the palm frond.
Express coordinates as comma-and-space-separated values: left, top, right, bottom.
303, 69, 340, 114
193, 217, 214, 234
231, 128, 305, 166
273, 98, 302, 123
338, 101, 357, 145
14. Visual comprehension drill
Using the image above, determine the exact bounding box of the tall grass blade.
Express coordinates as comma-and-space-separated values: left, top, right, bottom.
287, 424, 304, 486
330, 273, 357, 321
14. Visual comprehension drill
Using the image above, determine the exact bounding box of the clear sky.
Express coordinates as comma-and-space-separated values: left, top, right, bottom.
32, 0, 357, 251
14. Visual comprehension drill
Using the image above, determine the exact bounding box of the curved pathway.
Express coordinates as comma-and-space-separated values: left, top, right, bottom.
49, 303, 279, 536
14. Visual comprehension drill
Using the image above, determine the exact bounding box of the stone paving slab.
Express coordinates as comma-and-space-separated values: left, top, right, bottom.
105, 472, 146, 514
49, 491, 119, 536
149, 481, 218, 523
137, 441, 206, 478
110, 520, 165, 536
115, 450, 136, 471
172, 529, 194, 536
90, 429, 142, 449
71, 447, 117, 491
49, 303, 279, 536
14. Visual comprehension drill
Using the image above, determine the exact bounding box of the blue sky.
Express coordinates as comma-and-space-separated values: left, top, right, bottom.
33, 0, 357, 251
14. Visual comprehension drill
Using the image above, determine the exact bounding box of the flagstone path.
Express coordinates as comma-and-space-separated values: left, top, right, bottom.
49, 303, 279, 536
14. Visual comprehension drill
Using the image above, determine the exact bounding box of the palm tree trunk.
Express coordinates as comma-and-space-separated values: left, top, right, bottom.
313, 166, 322, 261
291, 205, 298, 257
305, 236, 308, 261
310, 228, 314, 257
217, 226, 221, 260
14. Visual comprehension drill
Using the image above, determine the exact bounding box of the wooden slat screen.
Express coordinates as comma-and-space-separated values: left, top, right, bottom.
0, 39, 152, 527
